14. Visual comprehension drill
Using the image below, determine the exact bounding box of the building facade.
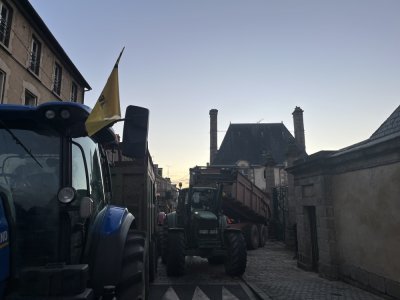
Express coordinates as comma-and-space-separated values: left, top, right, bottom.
0, 0, 90, 105
154, 165, 178, 213
209, 107, 307, 245
287, 105, 400, 299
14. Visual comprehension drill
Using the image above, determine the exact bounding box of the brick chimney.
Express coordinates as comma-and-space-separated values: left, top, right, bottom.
209, 109, 218, 164
292, 106, 305, 152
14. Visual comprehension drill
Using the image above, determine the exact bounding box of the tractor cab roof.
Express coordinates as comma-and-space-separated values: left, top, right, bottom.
0, 102, 117, 146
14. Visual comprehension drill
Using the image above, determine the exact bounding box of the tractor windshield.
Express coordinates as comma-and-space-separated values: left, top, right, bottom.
0, 126, 60, 268
191, 189, 215, 211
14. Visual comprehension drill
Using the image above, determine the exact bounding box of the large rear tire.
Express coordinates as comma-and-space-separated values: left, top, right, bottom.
116, 230, 149, 300
166, 230, 185, 276
224, 230, 247, 277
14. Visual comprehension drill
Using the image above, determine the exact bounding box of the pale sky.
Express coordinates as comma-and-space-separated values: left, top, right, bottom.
30, 0, 400, 186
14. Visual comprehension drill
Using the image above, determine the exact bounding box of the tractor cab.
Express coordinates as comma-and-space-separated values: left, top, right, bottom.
0, 102, 149, 299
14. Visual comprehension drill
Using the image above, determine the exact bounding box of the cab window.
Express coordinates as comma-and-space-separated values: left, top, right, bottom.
72, 137, 105, 207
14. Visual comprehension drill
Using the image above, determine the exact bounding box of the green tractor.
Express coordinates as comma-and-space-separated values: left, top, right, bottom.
161, 186, 247, 277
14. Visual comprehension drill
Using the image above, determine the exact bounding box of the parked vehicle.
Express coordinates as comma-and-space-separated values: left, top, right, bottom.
190, 166, 271, 250
0, 102, 149, 299
162, 185, 247, 277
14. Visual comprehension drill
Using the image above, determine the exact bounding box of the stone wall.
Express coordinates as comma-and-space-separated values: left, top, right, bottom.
288, 137, 400, 299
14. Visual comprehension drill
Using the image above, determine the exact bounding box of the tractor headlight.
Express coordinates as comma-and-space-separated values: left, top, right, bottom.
58, 187, 76, 204
60, 109, 71, 119
45, 109, 56, 119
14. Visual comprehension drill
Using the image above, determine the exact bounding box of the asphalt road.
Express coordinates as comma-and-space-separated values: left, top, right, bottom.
150, 256, 260, 300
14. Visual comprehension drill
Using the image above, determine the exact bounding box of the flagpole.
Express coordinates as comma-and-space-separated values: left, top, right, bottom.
115, 47, 125, 67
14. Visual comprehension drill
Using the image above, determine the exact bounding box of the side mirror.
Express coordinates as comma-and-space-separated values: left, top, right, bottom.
122, 105, 149, 159
80, 197, 94, 219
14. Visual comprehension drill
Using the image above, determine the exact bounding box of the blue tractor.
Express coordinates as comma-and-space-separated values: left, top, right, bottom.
0, 102, 149, 299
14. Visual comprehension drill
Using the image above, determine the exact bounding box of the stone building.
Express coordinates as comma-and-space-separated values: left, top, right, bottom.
154, 165, 178, 213
287, 105, 400, 299
209, 108, 307, 245
0, 0, 90, 105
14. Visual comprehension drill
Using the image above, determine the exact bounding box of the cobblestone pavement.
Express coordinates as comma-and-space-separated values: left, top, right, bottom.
243, 241, 386, 300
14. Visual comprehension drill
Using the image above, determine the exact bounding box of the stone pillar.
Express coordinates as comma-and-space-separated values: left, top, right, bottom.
209, 109, 218, 164
292, 106, 306, 152
285, 142, 299, 248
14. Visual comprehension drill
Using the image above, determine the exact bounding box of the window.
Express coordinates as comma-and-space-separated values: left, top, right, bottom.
0, 69, 5, 103
29, 35, 41, 75
72, 137, 105, 206
0, 1, 12, 47
24, 89, 37, 106
70, 82, 77, 102
53, 63, 62, 95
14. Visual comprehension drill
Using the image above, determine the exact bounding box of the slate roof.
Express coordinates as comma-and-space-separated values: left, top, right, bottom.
212, 123, 304, 166
370, 105, 400, 140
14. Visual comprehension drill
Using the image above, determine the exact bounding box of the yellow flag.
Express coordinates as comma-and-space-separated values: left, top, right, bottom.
85, 48, 124, 136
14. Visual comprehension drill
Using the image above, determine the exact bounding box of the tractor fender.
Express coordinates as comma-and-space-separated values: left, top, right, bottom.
165, 211, 177, 228
88, 205, 135, 296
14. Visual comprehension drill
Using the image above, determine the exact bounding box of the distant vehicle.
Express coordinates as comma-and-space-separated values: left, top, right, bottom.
161, 185, 247, 277
158, 211, 167, 226
190, 166, 271, 250
0, 102, 150, 299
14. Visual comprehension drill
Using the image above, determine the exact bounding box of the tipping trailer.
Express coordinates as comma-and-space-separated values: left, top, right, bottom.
190, 166, 271, 249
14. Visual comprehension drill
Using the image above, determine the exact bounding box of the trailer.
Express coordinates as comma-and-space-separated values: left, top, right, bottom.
108, 150, 158, 282
190, 166, 271, 249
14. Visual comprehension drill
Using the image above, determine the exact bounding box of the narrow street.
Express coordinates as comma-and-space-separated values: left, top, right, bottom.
151, 242, 387, 300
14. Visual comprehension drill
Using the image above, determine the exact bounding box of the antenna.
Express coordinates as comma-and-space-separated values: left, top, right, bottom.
257, 118, 264, 123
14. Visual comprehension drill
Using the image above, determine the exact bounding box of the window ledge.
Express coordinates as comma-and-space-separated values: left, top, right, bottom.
0, 42, 12, 55
27, 67, 41, 81
51, 90, 62, 101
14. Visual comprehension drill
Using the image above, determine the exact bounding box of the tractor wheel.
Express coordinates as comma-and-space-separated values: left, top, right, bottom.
161, 226, 168, 264
244, 224, 259, 250
224, 230, 247, 277
207, 256, 225, 265
259, 224, 268, 247
116, 230, 149, 300
166, 230, 185, 276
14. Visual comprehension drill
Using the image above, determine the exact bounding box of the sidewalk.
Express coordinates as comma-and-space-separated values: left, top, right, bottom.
244, 241, 387, 300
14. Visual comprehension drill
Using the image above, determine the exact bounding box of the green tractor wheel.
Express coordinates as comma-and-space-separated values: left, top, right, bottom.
166, 230, 185, 276
224, 230, 247, 277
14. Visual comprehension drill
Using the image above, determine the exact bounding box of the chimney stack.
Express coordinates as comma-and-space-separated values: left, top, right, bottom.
209, 109, 218, 164
292, 106, 305, 152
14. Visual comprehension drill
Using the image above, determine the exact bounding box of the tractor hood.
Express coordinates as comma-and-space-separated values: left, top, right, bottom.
192, 210, 218, 228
